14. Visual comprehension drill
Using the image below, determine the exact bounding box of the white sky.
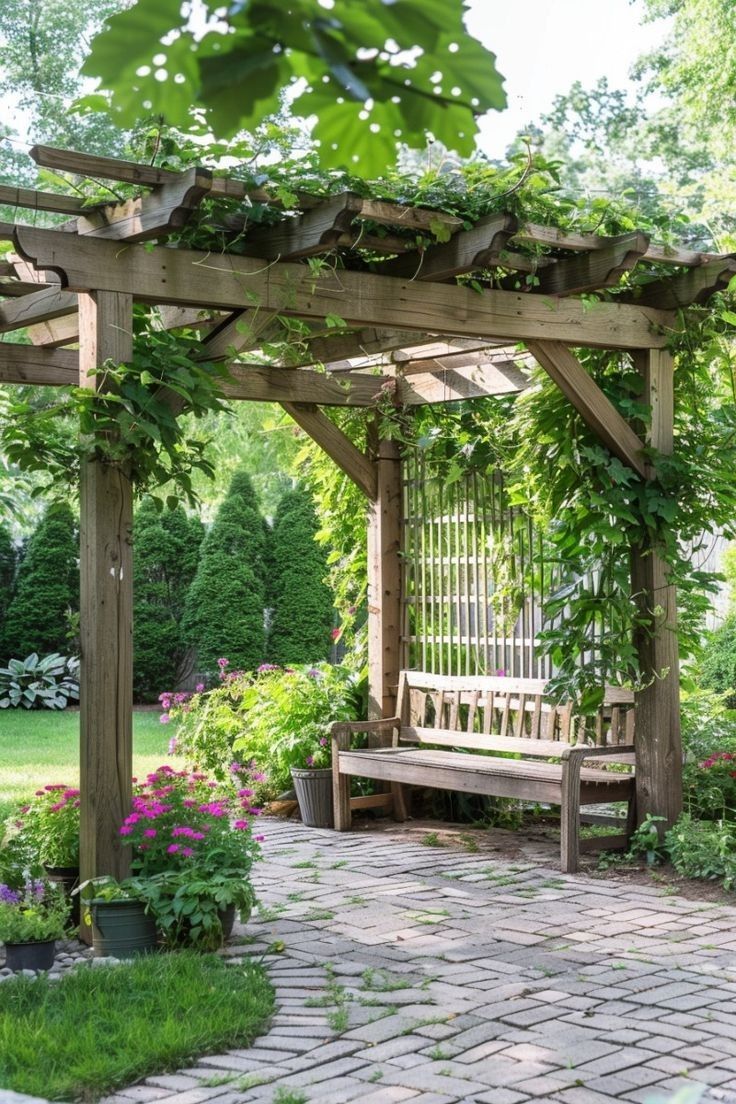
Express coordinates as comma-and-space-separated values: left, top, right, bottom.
465, 0, 669, 158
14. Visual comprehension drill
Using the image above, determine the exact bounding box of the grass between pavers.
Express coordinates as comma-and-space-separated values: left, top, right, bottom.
0, 952, 274, 1102
0, 709, 172, 821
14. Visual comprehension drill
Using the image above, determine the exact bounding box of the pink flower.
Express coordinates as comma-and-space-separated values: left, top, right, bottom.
168, 736, 178, 754
255, 834, 265, 842
195, 683, 205, 693
234, 819, 249, 830
160, 713, 170, 725
119, 825, 133, 836
331, 628, 341, 640
167, 843, 180, 854
217, 658, 229, 668
143, 828, 157, 839
181, 847, 194, 858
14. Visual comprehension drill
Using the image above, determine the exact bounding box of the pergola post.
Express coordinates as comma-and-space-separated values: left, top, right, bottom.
630, 349, 682, 826
367, 436, 402, 719
78, 291, 134, 909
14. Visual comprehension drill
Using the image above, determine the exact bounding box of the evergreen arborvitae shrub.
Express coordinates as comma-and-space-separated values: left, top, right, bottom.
181, 469, 267, 676
268, 485, 334, 664
133, 499, 204, 701
0, 523, 16, 652
1, 503, 78, 661
701, 614, 736, 708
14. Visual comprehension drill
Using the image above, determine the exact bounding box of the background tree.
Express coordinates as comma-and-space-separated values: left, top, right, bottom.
133, 499, 204, 701
0, 523, 17, 646
0, 502, 77, 661
268, 484, 334, 665
181, 469, 267, 676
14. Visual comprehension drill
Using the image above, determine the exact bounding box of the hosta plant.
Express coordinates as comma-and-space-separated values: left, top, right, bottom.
0, 653, 80, 710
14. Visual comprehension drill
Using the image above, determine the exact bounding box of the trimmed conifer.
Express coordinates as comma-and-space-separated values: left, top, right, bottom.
0, 523, 16, 643
268, 485, 334, 664
1, 503, 78, 661
181, 469, 267, 676
133, 499, 204, 701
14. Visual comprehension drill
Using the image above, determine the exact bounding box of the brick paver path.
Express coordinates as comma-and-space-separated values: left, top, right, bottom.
23, 818, 736, 1104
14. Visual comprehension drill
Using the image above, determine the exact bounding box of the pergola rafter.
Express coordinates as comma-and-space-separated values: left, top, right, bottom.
2, 144, 726, 897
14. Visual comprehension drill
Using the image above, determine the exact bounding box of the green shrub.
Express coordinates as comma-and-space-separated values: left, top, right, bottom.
666, 813, 736, 889
181, 470, 267, 677
171, 662, 361, 796
268, 485, 334, 664
133, 499, 204, 701
681, 687, 736, 763
0, 522, 16, 638
1, 504, 77, 663
700, 615, 736, 707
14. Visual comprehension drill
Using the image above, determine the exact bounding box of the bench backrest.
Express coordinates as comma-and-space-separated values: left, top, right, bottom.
395, 671, 634, 757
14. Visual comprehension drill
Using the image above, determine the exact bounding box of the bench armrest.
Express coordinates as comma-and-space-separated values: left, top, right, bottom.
561, 743, 635, 763
332, 717, 401, 752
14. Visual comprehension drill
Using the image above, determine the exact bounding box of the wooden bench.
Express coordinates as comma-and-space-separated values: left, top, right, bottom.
331, 671, 636, 873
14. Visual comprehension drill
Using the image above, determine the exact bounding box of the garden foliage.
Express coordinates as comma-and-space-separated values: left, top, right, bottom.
0, 504, 77, 663
182, 469, 267, 677
0, 523, 16, 639
268, 485, 334, 665
0, 654, 79, 711
699, 615, 736, 708
133, 499, 204, 702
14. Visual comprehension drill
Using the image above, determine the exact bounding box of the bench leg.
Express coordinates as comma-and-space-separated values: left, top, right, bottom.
625, 789, 637, 842
560, 760, 582, 874
331, 723, 352, 831
390, 782, 408, 822
333, 767, 351, 831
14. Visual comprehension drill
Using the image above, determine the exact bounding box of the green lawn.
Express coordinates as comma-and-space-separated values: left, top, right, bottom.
0, 710, 172, 821
0, 953, 274, 1101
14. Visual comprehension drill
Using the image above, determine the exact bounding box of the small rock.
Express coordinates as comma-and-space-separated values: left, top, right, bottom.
21, 969, 36, 978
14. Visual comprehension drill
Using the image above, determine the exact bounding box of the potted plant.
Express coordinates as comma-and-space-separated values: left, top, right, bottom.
11, 784, 80, 924
75, 876, 158, 959
119, 765, 261, 950
233, 664, 362, 827
0, 878, 68, 971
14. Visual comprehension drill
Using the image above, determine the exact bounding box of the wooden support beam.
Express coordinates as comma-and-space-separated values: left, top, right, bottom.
224, 364, 387, 405
392, 346, 532, 376
535, 233, 650, 296
243, 193, 364, 259
0, 285, 78, 333
526, 339, 649, 478
30, 144, 183, 188
395, 361, 529, 404
630, 348, 682, 829
367, 435, 402, 718
0, 343, 77, 385
0, 184, 88, 215
11, 227, 673, 349
281, 402, 377, 499
78, 290, 134, 925
629, 259, 736, 309
379, 213, 518, 282
74, 167, 213, 243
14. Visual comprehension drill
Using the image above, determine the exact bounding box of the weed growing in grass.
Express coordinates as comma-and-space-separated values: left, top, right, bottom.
304, 908, 334, 921
0, 953, 273, 1101
457, 833, 479, 853
346, 895, 366, 905
361, 968, 413, 992
367, 1069, 384, 1082
327, 1007, 350, 1032
237, 1071, 274, 1089
429, 1045, 451, 1060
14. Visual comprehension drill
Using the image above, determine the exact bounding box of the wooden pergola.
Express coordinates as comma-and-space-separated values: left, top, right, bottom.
1, 145, 733, 892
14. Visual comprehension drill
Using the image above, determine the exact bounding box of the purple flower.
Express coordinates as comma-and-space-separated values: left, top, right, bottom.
195, 683, 205, 693
257, 663, 279, 673
217, 658, 229, 668
160, 713, 170, 725
305, 755, 314, 767
0, 884, 21, 905
168, 736, 178, 754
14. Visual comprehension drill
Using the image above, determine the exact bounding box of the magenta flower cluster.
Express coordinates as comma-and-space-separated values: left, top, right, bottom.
119, 765, 263, 878
700, 751, 736, 775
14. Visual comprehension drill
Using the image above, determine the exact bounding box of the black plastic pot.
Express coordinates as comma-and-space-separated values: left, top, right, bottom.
4, 939, 56, 972
291, 767, 334, 828
90, 898, 158, 958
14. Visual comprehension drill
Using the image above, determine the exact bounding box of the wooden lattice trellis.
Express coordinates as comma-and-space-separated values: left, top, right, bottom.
0, 142, 728, 898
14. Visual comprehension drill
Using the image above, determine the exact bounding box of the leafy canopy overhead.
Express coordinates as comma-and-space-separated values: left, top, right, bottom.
80, 0, 506, 175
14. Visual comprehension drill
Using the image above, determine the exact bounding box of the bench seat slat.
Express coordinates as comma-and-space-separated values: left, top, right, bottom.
337, 748, 634, 804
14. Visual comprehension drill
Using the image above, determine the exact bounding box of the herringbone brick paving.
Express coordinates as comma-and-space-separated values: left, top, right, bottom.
14, 817, 736, 1104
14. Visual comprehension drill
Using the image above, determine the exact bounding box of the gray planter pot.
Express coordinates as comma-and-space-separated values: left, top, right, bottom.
291, 767, 334, 828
